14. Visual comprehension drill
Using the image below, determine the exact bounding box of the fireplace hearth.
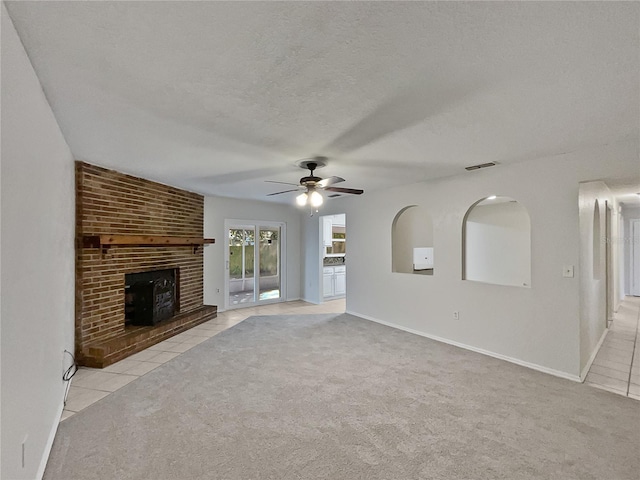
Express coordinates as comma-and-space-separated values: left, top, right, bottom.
125, 269, 177, 326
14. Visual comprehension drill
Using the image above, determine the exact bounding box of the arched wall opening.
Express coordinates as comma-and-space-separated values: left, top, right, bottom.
391, 205, 434, 275
463, 196, 531, 288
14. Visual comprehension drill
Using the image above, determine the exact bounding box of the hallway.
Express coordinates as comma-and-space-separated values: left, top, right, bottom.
585, 296, 640, 399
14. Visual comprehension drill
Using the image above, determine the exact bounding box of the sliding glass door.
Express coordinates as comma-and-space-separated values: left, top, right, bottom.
226, 221, 284, 308
228, 227, 255, 305
258, 226, 281, 301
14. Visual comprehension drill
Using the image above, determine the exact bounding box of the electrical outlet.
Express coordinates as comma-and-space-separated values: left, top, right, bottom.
453, 311, 459, 320
216, 288, 220, 293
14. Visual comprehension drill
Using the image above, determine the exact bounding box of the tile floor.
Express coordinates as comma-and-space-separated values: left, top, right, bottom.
61, 299, 346, 421
585, 296, 640, 400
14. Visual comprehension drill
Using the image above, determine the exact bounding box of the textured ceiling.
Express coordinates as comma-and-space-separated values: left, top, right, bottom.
5, 1, 639, 203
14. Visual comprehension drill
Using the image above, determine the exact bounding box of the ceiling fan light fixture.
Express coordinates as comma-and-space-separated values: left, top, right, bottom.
266, 158, 362, 207
310, 190, 323, 207
296, 192, 308, 206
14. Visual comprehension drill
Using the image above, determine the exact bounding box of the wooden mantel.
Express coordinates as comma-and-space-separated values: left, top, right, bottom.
82, 235, 215, 253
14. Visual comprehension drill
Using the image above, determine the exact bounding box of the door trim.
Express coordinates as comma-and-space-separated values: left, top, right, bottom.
605, 202, 613, 325
631, 219, 640, 296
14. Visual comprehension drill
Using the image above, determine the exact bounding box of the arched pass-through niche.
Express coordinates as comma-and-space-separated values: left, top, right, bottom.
463, 196, 531, 287
392, 205, 434, 275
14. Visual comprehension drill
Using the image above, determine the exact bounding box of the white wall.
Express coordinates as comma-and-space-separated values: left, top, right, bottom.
578, 181, 612, 374
622, 205, 640, 295
301, 213, 322, 304
608, 198, 623, 314
203, 196, 302, 309
305, 138, 638, 380
1, 5, 75, 479
576, 181, 630, 375
465, 201, 531, 287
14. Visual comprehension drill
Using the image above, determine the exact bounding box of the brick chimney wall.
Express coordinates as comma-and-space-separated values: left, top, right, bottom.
75, 161, 214, 366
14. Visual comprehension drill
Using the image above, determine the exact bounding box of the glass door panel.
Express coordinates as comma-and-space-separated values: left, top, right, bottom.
226, 221, 285, 309
228, 227, 255, 306
258, 227, 281, 301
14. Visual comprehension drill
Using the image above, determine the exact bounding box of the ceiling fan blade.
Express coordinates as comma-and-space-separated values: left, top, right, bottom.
317, 176, 345, 188
323, 187, 364, 195
265, 180, 300, 186
322, 80, 476, 155
266, 189, 301, 196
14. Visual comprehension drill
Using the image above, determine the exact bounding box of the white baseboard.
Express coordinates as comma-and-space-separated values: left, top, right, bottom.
346, 310, 581, 383
36, 398, 64, 480
580, 328, 609, 382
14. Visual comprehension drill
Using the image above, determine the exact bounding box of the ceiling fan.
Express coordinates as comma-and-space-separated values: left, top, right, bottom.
266, 157, 364, 207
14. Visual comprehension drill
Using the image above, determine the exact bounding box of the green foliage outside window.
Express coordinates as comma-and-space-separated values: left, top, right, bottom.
229, 228, 279, 278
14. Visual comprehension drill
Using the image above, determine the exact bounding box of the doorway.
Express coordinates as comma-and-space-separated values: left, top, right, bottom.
320, 214, 347, 301
225, 221, 285, 309
632, 219, 640, 296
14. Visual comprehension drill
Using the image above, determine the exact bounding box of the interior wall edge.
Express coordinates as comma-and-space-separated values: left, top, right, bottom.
579, 327, 609, 382
35, 401, 65, 480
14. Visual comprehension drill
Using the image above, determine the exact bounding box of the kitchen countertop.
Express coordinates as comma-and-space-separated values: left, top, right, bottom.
323, 257, 346, 266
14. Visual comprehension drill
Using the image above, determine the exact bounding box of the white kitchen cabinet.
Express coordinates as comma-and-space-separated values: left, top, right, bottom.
323, 265, 346, 298
323, 217, 333, 247
334, 266, 346, 296
323, 267, 334, 298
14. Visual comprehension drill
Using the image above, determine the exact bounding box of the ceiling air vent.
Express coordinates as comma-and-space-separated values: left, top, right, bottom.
328, 194, 341, 198
465, 162, 497, 171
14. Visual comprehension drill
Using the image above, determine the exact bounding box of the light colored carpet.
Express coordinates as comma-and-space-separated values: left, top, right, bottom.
45, 313, 640, 480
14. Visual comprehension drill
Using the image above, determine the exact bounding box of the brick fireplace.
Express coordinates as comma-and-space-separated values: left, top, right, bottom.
75, 162, 217, 367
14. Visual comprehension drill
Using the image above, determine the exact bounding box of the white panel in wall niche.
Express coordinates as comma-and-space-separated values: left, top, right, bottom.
463, 196, 531, 288
413, 247, 434, 270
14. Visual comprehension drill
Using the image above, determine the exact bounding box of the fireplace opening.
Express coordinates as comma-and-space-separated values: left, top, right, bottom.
125, 269, 177, 326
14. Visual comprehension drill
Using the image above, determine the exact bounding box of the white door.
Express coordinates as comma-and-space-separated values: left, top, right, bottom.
632, 220, 640, 296
605, 203, 613, 325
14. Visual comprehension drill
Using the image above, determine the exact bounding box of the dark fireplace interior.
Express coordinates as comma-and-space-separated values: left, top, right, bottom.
125, 269, 178, 326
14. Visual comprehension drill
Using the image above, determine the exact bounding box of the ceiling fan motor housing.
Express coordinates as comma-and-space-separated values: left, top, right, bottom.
266, 156, 362, 198
300, 175, 322, 186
